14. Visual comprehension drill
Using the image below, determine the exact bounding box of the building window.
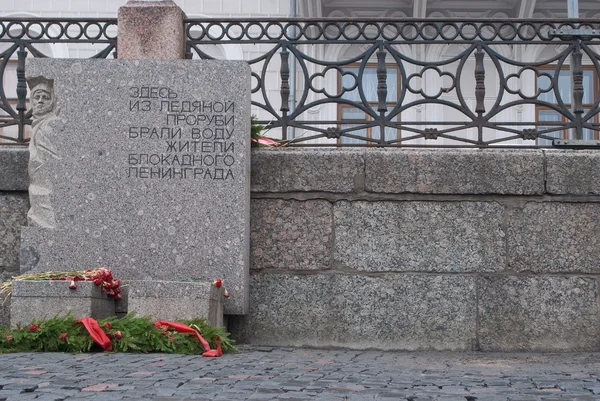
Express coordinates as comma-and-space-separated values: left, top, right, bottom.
536, 67, 598, 145
338, 65, 400, 145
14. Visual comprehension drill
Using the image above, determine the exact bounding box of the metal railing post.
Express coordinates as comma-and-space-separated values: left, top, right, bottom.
15, 45, 28, 143
376, 41, 388, 146
279, 41, 290, 141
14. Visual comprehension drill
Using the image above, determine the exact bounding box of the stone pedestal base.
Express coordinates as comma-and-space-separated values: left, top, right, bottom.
126, 281, 224, 327
10, 280, 115, 328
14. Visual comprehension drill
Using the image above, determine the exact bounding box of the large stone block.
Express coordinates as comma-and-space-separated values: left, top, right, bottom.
507, 202, 600, 273
230, 273, 477, 350
126, 281, 224, 327
365, 149, 545, 195
251, 149, 364, 193
10, 280, 115, 328
0, 148, 29, 191
251, 199, 332, 270
478, 275, 600, 351
0, 193, 28, 274
333, 201, 506, 272
546, 150, 600, 195
24, 59, 250, 314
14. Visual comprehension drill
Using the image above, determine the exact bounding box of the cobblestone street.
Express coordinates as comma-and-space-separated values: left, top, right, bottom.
1, 347, 600, 400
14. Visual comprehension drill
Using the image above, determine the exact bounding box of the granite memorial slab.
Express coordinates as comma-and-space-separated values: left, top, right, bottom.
22, 59, 251, 315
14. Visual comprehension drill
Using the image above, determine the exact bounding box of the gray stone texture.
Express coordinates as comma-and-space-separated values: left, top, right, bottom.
251, 199, 332, 270
0, 304, 7, 328
126, 280, 223, 324
231, 273, 477, 350
333, 200, 506, 272
10, 280, 115, 327
478, 275, 600, 351
117, 1, 186, 60
546, 150, 600, 194
507, 202, 600, 273
114, 284, 128, 314
0, 147, 29, 191
251, 149, 364, 193
365, 149, 545, 194
0, 193, 28, 275
0, 271, 11, 328
24, 59, 250, 314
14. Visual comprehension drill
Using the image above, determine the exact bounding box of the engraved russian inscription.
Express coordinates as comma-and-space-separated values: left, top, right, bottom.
126, 86, 236, 180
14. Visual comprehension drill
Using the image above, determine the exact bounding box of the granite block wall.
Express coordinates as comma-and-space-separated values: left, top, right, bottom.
2, 147, 600, 351
236, 148, 600, 352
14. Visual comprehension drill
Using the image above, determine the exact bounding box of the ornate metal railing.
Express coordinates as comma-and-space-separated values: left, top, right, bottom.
2, 17, 600, 147
0, 18, 117, 144
187, 18, 600, 147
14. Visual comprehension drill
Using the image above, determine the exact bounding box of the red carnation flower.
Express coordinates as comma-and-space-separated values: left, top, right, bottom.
58, 332, 68, 341
214, 279, 223, 288
168, 336, 175, 342
69, 280, 77, 290
114, 331, 122, 339
28, 324, 39, 332
104, 322, 112, 330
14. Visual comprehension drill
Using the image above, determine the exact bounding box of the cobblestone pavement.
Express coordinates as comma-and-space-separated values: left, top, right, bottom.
1, 347, 600, 400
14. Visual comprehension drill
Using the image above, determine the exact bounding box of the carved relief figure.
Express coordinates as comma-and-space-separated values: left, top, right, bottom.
26, 76, 61, 229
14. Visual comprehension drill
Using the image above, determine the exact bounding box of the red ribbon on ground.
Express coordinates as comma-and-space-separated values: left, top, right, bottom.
74, 318, 221, 357
77, 318, 112, 351
153, 320, 222, 357
201, 345, 223, 358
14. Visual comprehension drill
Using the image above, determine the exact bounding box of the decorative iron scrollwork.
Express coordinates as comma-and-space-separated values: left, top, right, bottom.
423, 128, 439, 140
325, 127, 342, 139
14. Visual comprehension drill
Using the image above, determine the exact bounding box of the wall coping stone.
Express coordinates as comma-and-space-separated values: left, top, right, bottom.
365, 148, 546, 195
545, 149, 600, 195
4, 147, 600, 195
251, 148, 364, 193
252, 148, 549, 195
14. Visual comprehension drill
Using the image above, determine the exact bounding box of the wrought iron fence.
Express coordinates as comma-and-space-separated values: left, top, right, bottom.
2, 17, 600, 147
186, 18, 600, 147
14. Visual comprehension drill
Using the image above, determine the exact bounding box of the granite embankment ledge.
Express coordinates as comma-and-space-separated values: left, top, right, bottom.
2, 148, 600, 351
